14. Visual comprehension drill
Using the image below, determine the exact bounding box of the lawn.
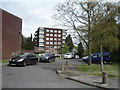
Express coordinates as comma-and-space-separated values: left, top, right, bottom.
77, 63, 119, 78
0, 60, 9, 63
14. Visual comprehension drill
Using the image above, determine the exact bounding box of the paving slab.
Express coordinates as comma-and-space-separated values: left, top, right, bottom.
56, 70, 119, 89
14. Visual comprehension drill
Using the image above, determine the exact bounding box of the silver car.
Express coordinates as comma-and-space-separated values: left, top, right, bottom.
64, 53, 75, 59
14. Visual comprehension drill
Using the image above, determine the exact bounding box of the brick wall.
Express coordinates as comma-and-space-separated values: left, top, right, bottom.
1, 10, 22, 60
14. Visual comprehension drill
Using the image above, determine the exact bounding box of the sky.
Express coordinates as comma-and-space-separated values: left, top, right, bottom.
1, 0, 66, 37
1, 0, 119, 46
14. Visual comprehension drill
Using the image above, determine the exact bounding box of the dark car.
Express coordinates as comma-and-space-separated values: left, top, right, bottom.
82, 52, 110, 64
40, 53, 55, 62
9, 53, 38, 66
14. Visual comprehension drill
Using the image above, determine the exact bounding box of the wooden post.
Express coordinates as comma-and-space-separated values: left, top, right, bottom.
102, 72, 108, 84
66, 60, 68, 66
100, 44, 104, 72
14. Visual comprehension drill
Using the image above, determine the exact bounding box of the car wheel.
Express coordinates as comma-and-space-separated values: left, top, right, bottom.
23, 61, 27, 67
48, 59, 51, 63
53, 59, 55, 62
34, 61, 38, 65
103, 61, 108, 64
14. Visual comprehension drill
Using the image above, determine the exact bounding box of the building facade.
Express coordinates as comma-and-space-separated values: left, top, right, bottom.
0, 9, 22, 60
34, 27, 66, 54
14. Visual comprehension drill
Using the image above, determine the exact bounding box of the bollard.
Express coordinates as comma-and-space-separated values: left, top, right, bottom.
61, 64, 65, 71
102, 71, 108, 84
66, 60, 68, 66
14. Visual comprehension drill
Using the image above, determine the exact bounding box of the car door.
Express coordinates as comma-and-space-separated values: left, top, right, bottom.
52, 54, 55, 60
31, 54, 38, 64
92, 54, 98, 62
26, 54, 33, 64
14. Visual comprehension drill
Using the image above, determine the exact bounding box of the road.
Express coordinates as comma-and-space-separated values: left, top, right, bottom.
2, 59, 99, 88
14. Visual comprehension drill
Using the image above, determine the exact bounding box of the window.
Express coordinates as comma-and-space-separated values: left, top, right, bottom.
50, 38, 53, 41
58, 34, 61, 37
58, 38, 61, 41
46, 29, 49, 32
50, 42, 53, 44
54, 34, 57, 37
54, 38, 57, 41
46, 46, 49, 48
50, 46, 53, 48
54, 46, 57, 48
46, 42, 49, 44
50, 30, 53, 32
58, 42, 61, 45
54, 30, 57, 33
58, 30, 61, 33
54, 42, 57, 45
58, 46, 60, 48
46, 33, 49, 36
46, 38, 49, 40
50, 34, 53, 36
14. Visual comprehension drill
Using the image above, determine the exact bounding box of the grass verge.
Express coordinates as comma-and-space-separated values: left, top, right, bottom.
55, 57, 63, 60
77, 63, 119, 78
0, 60, 9, 63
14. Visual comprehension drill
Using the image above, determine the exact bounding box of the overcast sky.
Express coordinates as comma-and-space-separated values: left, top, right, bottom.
1, 0, 119, 38
1, 0, 66, 37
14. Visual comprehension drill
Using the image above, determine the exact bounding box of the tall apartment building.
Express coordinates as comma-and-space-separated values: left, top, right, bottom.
34, 27, 66, 54
0, 9, 22, 60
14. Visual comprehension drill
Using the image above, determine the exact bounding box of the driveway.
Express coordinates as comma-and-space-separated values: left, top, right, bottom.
2, 59, 98, 88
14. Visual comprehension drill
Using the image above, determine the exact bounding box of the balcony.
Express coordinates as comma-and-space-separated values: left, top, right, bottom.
39, 39, 44, 42
39, 35, 44, 38
39, 44, 44, 46
62, 33, 66, 36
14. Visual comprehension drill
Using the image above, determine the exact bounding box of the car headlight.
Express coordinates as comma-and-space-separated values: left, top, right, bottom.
18, 59, 24, 62
46, 57, 49, 59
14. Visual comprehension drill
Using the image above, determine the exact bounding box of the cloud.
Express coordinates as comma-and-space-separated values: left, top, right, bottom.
1, 1, 65, 37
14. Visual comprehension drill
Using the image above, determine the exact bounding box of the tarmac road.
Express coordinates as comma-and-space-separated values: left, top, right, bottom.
2, 59, 101, 88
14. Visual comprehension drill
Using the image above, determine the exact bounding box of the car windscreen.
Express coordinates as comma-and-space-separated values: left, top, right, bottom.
65, 53, 72, 55
44, 53, 51, 56
17, 53, 29, 58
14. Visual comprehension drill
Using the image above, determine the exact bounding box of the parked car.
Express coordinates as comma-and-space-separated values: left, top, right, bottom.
9, 53, 38, 66
40, 53, 55, 62
64, 53, 75, 59
82, 52, 110, 64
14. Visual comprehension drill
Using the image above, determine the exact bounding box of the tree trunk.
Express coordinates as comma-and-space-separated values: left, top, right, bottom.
87, 2, 92, 65
88, 41, 92, 65
100, 44, 104, 72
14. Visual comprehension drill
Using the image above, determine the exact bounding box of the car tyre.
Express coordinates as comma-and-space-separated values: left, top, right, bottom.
23, 61, 27, 67
103, 61, 108, 64
34, 61, 38, 65
48, 59, 52, 63
53, 59, 55, 62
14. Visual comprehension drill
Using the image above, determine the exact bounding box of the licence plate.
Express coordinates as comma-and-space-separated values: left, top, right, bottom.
11, 63, 16, 65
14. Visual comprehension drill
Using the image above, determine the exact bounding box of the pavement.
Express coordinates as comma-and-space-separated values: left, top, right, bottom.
56, 66, 119, 90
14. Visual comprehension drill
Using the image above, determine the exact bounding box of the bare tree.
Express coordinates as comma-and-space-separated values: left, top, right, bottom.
53, 0, 102, 65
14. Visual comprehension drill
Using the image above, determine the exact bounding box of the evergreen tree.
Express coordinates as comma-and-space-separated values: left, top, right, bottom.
78, 42, 84, 58
65, 34, 74, 52
59, 44, 70, 54
21, 34, 34, 50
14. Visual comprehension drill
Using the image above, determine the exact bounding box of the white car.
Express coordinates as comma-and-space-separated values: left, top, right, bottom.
64, 53, 75, 59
